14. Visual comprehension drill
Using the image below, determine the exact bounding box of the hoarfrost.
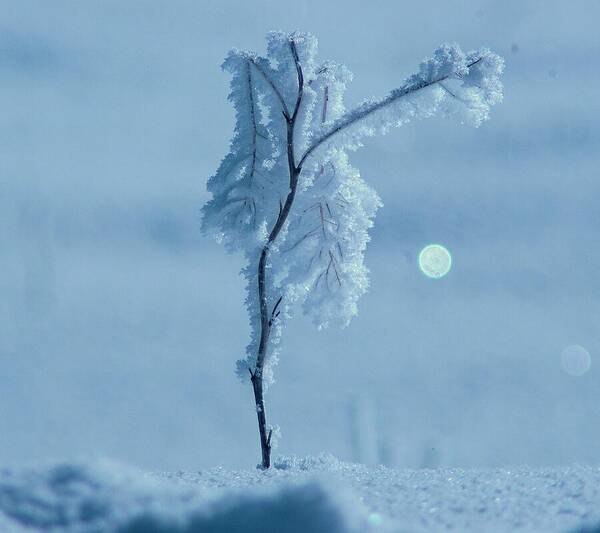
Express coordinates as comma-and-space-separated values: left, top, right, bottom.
201, 32, 503, 385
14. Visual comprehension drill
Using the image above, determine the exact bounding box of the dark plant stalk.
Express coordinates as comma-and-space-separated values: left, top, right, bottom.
249, 39, 303, 469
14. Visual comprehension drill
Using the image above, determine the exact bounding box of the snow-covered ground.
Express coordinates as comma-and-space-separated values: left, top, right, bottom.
1, 456, 599, 532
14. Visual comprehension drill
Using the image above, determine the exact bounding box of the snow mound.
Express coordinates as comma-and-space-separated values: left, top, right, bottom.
0, 459, 368, 532
2, 456, 600, 532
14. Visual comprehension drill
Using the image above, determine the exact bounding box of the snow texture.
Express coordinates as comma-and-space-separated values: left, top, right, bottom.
1, 457, 599, 533
201, 31, 504, 385
0, 458, 365, 533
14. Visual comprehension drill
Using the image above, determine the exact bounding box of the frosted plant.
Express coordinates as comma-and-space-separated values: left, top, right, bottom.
201, 31, 504, 468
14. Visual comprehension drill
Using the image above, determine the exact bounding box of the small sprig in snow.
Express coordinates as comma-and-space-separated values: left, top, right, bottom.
203, 34, 503, 384
201, 31, 503, 468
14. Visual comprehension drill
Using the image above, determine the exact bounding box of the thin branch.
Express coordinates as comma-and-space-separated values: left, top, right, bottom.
319, 204, 326, 237
246, 62, 258, 184
336, 192, 349, 205
249, 58, 290, 118
271, 296, 283, 320
281, 226, 321, 253
289, 39, 304, 123
251, 37, 305, 470
303, 202, 322, 213
327, 250, 342, 288
308, 65, 329, 85
298, 57, 483, 168
439, 81, 471, 105
314, 269, 325, 288
253, 37, 305, 374
438, 81, 457, 98
321, 85, 329, 123
314, 160, 336, 189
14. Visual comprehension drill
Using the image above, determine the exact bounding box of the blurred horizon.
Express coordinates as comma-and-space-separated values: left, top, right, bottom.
1, 0, 599, 471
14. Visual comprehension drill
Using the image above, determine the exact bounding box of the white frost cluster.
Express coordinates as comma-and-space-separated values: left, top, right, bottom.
201, 32, 504, 384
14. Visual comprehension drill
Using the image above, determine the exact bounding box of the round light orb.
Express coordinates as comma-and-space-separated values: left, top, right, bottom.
418, 244, 452, 279
368, 512, 383, 527
561, 345, 591, 377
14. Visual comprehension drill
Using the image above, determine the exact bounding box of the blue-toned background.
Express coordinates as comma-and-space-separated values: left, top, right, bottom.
1, 0, 599, 470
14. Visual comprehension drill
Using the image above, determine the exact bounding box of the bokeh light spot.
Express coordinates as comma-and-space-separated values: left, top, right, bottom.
418, 244, 452, 279
368, 512, 383, 527
561, 345, 591, 377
